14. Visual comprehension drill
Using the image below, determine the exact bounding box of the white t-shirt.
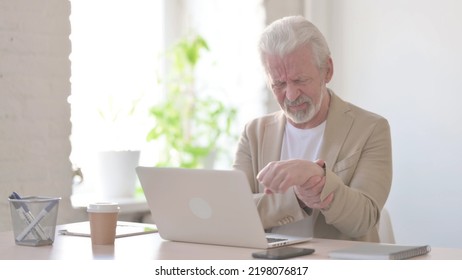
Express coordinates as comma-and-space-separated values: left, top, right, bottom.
271, 120, 326, 237
281, 121, 326, 161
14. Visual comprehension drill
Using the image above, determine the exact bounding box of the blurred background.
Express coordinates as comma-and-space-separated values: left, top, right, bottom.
1, 0, 462, 249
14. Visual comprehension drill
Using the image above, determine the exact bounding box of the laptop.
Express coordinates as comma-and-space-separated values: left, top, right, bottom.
136, 166, 312, 249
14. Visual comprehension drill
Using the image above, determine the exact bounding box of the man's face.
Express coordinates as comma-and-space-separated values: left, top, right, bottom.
264, 46, 332, 129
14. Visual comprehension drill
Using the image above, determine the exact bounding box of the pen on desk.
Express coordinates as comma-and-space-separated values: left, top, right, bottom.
8, 193, 41, 240
9, 192, 50, 240
15, 197, 57, 242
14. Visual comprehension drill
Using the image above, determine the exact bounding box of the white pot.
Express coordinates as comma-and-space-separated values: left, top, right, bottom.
93, 150, 140, 199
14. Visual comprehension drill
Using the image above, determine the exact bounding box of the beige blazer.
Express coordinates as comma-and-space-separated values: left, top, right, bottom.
233, 91, 392, 242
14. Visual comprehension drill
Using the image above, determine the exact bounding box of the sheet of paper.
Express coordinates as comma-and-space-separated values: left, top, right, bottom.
58, 221, 157, 238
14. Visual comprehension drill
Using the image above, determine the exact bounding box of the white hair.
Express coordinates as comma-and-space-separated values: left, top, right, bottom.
259, 15, 331, 69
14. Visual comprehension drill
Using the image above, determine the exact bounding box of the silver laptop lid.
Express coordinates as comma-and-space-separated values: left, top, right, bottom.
136, 167, 270, 248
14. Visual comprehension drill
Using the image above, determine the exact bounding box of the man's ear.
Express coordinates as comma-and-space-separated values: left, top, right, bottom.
324, 57, 334, 83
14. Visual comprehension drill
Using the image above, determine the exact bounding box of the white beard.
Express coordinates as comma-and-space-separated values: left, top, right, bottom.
284, 89, 324, 124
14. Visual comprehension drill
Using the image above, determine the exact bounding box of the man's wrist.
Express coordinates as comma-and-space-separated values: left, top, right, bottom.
296, 196, 313, 215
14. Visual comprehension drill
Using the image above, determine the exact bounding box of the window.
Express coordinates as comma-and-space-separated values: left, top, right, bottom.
69, 0, 266, 195
69, 0, 164, 169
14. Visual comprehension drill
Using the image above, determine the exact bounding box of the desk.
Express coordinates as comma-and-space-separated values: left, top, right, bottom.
1, 222, 462, 260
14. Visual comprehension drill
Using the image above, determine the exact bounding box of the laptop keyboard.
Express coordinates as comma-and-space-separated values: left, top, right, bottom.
266, 237, 288, 244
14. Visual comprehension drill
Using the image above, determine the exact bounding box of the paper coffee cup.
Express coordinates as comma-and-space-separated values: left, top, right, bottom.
87, 202, 120, 245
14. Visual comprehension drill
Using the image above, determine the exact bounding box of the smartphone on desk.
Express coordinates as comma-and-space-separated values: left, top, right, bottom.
252, 247, 315, 260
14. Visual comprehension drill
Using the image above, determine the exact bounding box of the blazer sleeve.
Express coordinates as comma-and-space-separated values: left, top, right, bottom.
320, 116, 393, 238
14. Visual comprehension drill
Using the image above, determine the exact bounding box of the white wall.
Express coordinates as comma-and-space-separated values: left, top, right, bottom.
0, 0, 86, 231
308, 0, 462, 248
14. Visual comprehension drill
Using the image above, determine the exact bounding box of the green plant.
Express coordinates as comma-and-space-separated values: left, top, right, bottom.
147, 35, 237, 168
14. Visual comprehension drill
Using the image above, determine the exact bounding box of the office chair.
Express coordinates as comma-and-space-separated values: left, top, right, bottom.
378, 207, 395, 244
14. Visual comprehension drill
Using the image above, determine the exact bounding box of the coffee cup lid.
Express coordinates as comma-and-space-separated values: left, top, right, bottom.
87, 202, 120, 213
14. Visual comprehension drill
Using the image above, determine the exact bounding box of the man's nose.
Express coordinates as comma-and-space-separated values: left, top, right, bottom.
285, 83, 300, 101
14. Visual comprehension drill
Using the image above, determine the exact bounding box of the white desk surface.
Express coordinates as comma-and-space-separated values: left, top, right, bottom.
1, 222, 462, 260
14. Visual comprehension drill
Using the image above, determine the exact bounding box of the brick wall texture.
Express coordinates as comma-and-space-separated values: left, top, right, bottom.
0, 0, 84, 231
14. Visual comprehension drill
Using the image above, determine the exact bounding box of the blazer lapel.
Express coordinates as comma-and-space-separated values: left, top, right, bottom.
319, 92, 354, 169
261, 111, 286, 166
